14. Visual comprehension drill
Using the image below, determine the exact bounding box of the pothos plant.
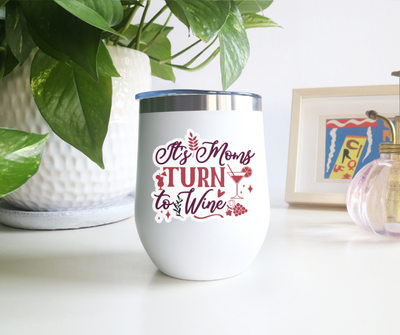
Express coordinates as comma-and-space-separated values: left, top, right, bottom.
0, 0, 279, 197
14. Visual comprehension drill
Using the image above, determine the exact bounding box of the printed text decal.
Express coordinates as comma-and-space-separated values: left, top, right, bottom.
151, 130, 256, 222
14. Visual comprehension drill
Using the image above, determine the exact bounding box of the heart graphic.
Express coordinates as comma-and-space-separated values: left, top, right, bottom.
217, 189, 225, 198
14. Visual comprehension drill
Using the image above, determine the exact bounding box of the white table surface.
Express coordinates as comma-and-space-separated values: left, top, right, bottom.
1, 190, 400, 335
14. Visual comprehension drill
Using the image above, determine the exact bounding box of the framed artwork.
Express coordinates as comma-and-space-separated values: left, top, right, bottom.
285, 85, 399, 207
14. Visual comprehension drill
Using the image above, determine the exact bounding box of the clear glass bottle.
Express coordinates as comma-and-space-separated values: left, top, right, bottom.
347, 111, 400, 236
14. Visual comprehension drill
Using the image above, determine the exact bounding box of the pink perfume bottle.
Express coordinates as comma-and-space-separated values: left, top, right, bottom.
347, 110, 400, 236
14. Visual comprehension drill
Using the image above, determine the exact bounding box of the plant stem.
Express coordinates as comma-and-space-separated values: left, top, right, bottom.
141, 12, 172, 53
182, 36, 218, 67
159, 39, 202, 65
134, 0, 151, 50
113, 5, 142, 46
149, 47, 220, 72
127, 4, 168, 49
142, 5, 168, 33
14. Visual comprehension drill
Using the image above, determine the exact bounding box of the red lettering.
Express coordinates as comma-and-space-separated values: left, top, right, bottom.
333, 165, 345, 173
179, 189, 226, 215
347, 160, 357, 171
163, 167, 179, 187
210, 167, 225, 187
180, 167, 196, 187
383, 129, 390, 142
197, 167, 209, 187
202, 199, 226, 212
346, 139, 359, 150
153, 190, 173, 210
356, 145, 363, 158
163, 167, 226, 188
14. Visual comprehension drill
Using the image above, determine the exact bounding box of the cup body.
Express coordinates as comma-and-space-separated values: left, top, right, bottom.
135, 90, 269, 280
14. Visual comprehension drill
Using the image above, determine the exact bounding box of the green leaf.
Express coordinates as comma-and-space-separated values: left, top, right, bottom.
5, 2, 37, 64
0, 0, 8, 7
145, 34, 175, 82
53, 0, 124, 36
0, 128, 48, 197
242, 13, 281, 29
0, 45, 5, 81
20, 0, 102, 82
166, 0, 190, 29
121, 1, 143, 6
119, 23, 173, 46
174, 0, 231, 42
25, 21, 86, 74
80, 0, 123, 26
30, 51, 112, 169
0, 22, 5, 80
3, 45, 18, 77
24, 20, 105, 77
236, 0, 273, 13
142, 23, 174, 37
218, 1, 249, 90
109, 6, 136, 33
97, 42, 120, 77
0, 21, 18, 81
0, 7, 5, 20
122, 25, 175, 82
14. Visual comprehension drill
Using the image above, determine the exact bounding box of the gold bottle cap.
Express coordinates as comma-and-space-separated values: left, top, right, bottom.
392, 71, 400, 77
366, 110, 400, 154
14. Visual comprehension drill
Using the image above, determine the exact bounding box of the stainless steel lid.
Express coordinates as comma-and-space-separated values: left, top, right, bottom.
135, 89, 262, 113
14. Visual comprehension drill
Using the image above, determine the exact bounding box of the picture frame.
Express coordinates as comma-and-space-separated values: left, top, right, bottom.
285, 85, 400, 207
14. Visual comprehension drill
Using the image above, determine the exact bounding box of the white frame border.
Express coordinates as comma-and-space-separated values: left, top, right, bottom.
285, 85, 399, 207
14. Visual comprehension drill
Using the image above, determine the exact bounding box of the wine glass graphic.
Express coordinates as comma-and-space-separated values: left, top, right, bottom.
227, 165, 252, 199
155, 171, 167, 190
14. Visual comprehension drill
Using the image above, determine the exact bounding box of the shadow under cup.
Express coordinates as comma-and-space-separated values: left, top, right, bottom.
135, 90, 270, 281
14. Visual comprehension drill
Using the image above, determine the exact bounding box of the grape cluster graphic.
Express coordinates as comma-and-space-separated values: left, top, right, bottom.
233, 203, 248, 216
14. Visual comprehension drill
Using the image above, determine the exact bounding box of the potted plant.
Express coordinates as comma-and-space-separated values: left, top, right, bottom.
0, 0, 279, 212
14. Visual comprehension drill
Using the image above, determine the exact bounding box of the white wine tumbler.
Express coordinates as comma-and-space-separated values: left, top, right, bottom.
135, 90, 270, 280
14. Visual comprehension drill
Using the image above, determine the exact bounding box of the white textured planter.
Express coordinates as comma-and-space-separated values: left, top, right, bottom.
0, 46, 151, 211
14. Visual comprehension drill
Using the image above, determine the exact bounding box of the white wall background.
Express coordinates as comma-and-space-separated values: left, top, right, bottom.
135, 0, 400, 193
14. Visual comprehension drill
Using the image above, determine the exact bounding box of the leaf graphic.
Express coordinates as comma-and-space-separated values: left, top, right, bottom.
187, 132, 200, 155
173, 195, 183, 218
